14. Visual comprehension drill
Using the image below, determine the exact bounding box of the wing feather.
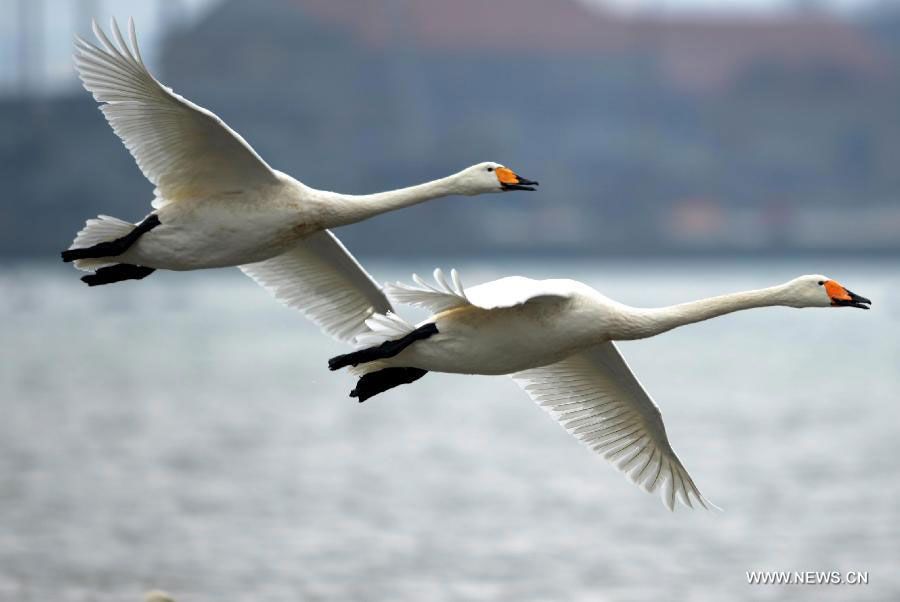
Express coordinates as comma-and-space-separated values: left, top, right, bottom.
385, 268, 471, 313
512, 342, 715, 511
75, 18, 278, 203
240, 231, 391, 343
385, 269, 572, 314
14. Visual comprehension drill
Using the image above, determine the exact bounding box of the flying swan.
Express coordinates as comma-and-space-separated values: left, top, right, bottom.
328, 269, 871, 510
61, 19, 536, 340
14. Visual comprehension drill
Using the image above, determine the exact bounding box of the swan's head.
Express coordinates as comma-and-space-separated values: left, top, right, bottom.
456, 162, 539, 195
782, 275, 871, 309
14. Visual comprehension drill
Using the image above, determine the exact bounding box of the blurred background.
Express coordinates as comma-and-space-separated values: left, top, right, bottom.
3, 0, 900, 256
1, 0, 899, 601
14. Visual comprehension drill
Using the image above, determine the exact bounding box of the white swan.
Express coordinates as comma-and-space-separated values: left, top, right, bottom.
61, 19, 536, 337
329, 269, 871, 510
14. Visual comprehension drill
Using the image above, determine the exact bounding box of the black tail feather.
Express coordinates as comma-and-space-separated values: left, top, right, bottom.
328, 323, 438, 371
351, 367, 428, 402
81, 264, 156, 286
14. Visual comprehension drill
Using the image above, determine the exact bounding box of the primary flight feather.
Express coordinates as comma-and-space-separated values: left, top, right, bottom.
62, 19, 537, 342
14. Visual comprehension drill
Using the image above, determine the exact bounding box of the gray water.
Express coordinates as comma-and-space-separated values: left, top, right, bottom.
1, 259, 898, 602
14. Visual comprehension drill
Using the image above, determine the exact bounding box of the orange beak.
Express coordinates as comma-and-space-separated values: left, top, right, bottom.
495, 167, 539, 191
825, 280, 871, 309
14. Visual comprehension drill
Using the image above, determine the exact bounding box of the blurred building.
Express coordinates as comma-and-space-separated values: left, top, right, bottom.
2, 0, 899, 258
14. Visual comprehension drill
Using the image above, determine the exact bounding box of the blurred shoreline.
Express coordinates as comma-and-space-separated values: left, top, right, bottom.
4, 0, 900, 260
4, 249, 899, 265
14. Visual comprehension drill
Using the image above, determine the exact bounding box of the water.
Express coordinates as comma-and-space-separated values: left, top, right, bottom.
1, 259, 898, 602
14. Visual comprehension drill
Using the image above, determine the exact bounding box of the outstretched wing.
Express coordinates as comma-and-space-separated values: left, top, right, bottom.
75, 18, 278, 203
385, 269, 571, 314
384, 268, 471, 313
513, 343, 714, 511
240, 231, 392, 343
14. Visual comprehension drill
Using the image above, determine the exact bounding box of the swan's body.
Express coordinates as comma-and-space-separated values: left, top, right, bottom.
62, 19, 535, 340
381, 279, 603, 375
84, 168, 524, 272
330, 269, 871, 510
114, 180, 307, 270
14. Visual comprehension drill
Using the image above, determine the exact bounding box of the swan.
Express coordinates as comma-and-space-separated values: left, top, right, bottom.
328, 269, 871, 510
59, 20, 537, 333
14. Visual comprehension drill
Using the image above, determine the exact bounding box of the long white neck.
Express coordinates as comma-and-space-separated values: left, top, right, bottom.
316, 173, 461, 227
610, 284, 792, 340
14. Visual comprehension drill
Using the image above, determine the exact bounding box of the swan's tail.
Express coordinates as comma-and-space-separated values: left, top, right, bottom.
64, 214, 135, 270
354, 312, 418, 346
342, 312, 417, 376
328, 312, 435, 401
328, 312, 434, 375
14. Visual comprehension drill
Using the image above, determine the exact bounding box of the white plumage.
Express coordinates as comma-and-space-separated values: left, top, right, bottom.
239, 231, 391, 341
385, 268, 470, 313
70, 215, 135, 270
64, 19, 537, 342
75, 19, 277, 203
513, 345, 708, 511
338, 269, 870, 510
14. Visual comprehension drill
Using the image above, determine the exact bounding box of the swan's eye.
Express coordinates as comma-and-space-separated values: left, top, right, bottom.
486, 167, 493, 172
818, 281, 825, 286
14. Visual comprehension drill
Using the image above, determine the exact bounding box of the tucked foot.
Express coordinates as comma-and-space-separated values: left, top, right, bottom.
61, 214, 161, 262
62, 240, 123, 262
328, 323, 439, 371
81, 264, 156, 286
351, 367, 428, 402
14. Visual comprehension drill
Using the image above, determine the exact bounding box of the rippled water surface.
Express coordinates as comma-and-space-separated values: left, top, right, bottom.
1, 259, 898, 601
